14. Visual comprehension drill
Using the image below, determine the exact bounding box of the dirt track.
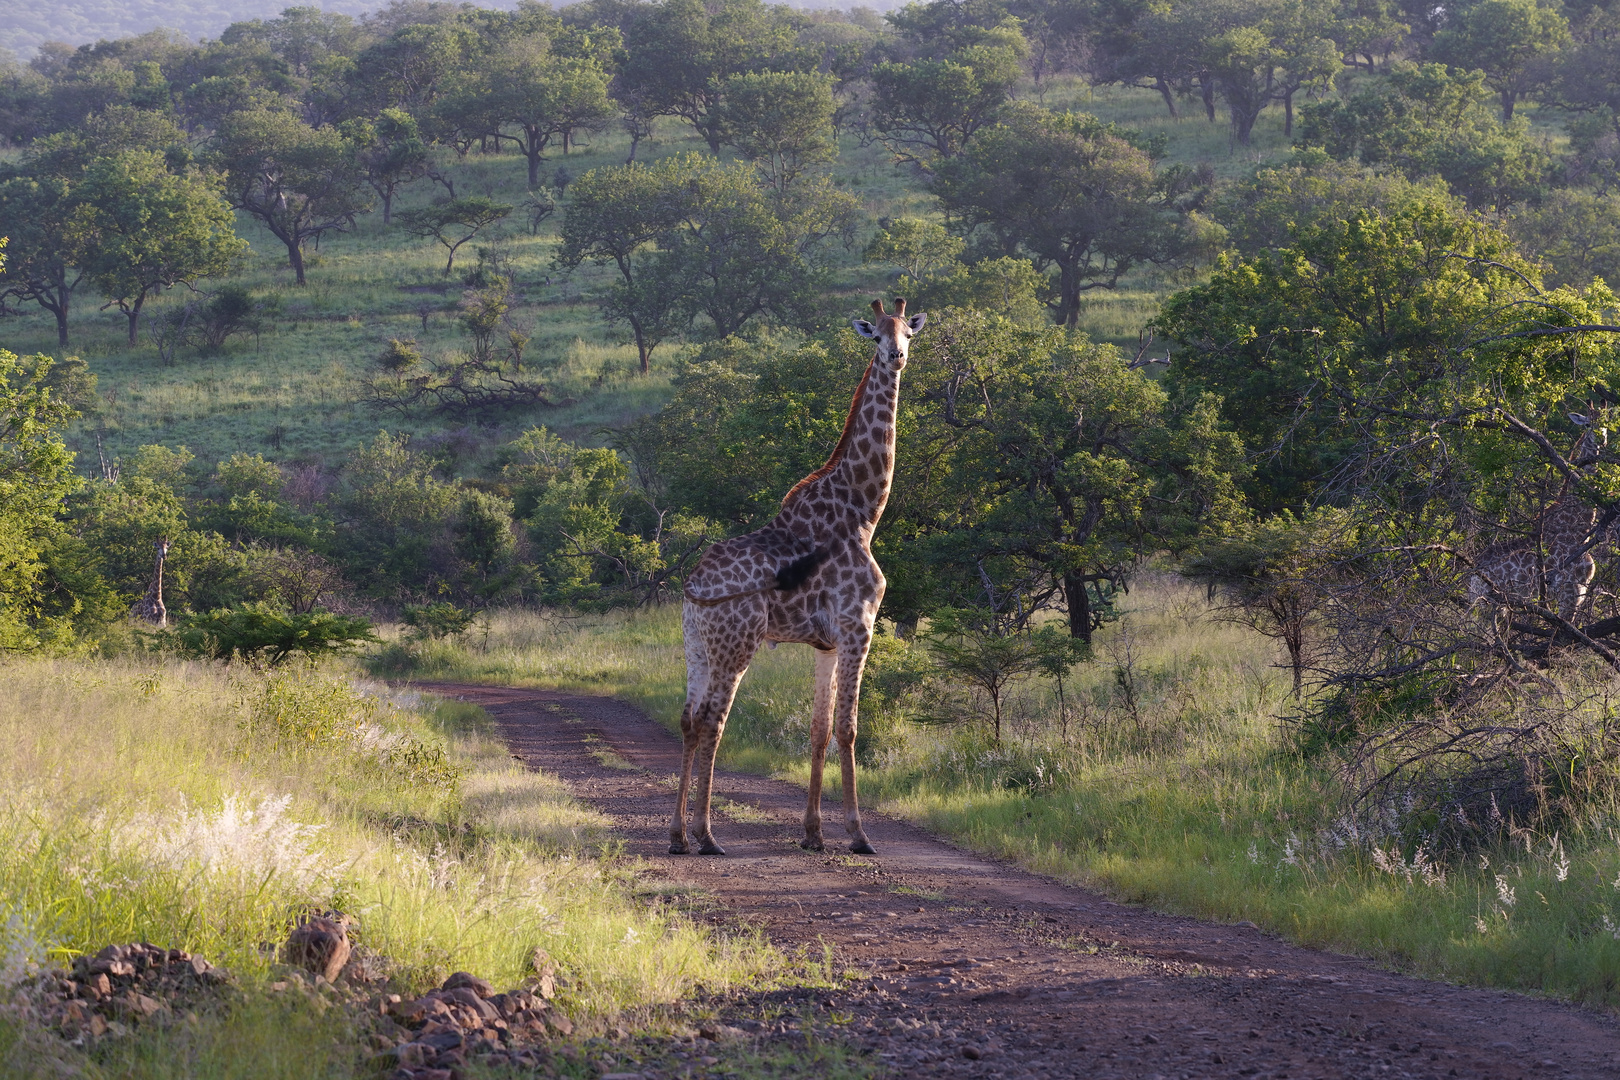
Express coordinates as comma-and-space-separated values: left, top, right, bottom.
416, 681, 1620, 1079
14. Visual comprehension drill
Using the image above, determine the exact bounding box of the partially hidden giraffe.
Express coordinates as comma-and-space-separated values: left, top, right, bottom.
1469, 415, 1608, 621
131, 537, 171, 627
671, 298, 927, 856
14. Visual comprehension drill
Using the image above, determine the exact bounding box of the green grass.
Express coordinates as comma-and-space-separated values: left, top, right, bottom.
374, 579, 1620, 1010
0, 655, 842, 1078
0, 77, 1267, 473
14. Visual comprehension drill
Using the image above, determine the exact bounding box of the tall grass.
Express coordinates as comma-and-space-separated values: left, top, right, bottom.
378, 579, 1620, 1008
0, 657, 788, 1078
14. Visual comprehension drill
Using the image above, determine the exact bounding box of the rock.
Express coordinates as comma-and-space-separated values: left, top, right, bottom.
962, 1046, 982, 1060
394, 1042, 430, 1068
442, 971, 493, 999
438, 987, 498, 1021
544, 1011, 574, 1037
282, 916, 351, 981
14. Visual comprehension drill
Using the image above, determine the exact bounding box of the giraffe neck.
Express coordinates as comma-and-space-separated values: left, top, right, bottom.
778, 351, 902, 538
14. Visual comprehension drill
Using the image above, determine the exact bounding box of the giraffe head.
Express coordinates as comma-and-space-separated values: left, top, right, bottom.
1570, 411, 1608, 466
156, 536, 170, 559
851, 298, 926, 369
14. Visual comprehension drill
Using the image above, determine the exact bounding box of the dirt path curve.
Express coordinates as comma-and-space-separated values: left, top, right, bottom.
416, 681, 1620, 1080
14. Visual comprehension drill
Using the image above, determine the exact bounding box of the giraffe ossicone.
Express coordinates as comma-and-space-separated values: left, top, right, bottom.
671, 298, 926, 857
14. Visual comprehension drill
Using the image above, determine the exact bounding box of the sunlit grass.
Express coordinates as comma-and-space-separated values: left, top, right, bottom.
378, 579, 1620, 1008
0, 656, 794, 1078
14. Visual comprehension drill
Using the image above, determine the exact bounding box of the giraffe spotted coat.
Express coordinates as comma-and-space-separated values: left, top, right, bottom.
671, 299, 926, 856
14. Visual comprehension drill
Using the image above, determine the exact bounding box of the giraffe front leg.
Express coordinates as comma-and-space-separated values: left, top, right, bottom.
801, 648, 836, 851
834, 638, 876, 856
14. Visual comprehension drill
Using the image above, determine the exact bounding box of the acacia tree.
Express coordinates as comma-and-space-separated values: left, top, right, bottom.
70, 150, 246, 344
1431, 0, 1569, 120
556, 155, 693, 373
215, 107, 372, 284
617, 0, 804, 152
870, 23, 1027, 163
450, 32, 616, 188
932, 107, 1201, 329
396, 196, 513, 276
0, 173, 81, 348
713, 71, 837, 191
343, 107, 431, 224
1204, 0, 1340, 142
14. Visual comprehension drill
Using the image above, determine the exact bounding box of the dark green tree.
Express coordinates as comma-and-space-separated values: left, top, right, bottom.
69, 149, 246, 344
1430, 0, 1568, 120
932, 107, 1202, 328
214, 106, 373, 284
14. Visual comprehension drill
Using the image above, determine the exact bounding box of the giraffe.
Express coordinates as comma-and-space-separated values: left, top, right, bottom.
131, 537, 171, 627
671, 298, 927, 856
1469, 415, 1608, 621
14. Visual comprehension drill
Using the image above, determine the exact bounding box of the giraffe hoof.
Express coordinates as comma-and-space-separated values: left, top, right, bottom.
697, 839, 727, 856
669, 841, 690, 855
850, 840, 877, 856
799, 837, 825, 852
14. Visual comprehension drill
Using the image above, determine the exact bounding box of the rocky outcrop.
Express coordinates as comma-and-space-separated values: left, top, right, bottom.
372, 970, 573, 1079
20, 943, 230, 1044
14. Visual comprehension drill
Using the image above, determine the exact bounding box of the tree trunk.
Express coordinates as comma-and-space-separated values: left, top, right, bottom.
53, 301, 69, 349
1284, 89, 1294, 136
627, 132, 641, 164
526, 139, 542, 189
1064, 572, 1093, 645
382, 189, 394, 225
287, 237, 307, 286
125, 294, 146, 346
1202, 78, 1217, 122
1156, 78, 1178, 119
1501, 89, 1515, 122
1059, 262, 1081, 329
562, 129, 571, 154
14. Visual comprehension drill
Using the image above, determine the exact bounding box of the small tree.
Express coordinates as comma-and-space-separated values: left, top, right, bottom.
398, 196, 513, 276
344, 107, 432, 225
1032, 624, 1090, 743
71, 150, 247, 345
215, 107, 373, 285
924, 610, 1046, 742
714, 71, 837, 190
1183, 509, 1349, 697
402, 601, 475, 640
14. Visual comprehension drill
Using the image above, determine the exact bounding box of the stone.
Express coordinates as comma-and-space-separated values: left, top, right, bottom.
963, 1046, 982, 1060
394, 1042, 430, 1068
442, 971, 493, 999
283, 915, 351, 981
439, 987, 499, 1021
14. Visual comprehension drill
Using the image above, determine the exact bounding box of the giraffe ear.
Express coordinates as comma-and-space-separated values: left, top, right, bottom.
906, 312, 927, 333
852, 319, 879, 339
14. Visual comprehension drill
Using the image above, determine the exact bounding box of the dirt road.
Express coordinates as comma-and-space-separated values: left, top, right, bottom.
416, 682, 1620, 1079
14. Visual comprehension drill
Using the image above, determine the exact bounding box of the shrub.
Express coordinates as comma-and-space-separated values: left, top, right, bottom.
171, 604, 378, 668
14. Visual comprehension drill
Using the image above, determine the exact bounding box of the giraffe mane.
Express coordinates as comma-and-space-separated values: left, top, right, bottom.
782, 361, 874, 507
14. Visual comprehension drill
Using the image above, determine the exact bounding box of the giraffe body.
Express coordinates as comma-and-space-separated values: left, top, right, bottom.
1469, 421, 1606, 620
672, 300, 926, 856
131, 537, 171, 628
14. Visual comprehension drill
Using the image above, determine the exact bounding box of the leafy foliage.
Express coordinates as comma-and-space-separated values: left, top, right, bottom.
171, 603, 378, 668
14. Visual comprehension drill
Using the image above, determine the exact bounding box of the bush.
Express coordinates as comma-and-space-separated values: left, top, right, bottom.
403, 601, 475, 640
171, 604, 378, 668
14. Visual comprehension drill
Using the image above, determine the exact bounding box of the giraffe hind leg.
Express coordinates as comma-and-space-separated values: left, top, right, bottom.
801, 648, 836, 851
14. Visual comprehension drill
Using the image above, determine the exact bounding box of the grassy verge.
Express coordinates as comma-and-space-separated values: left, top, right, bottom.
0, 656, 863, 1078
372, 581, 1620, 1011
